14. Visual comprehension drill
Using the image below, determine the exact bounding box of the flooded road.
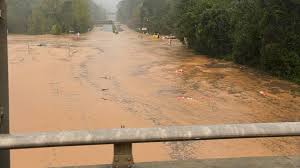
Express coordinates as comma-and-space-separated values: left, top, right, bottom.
8, 27, 300, 168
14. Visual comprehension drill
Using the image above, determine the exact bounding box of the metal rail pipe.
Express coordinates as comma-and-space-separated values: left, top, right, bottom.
0, 122, 300, 150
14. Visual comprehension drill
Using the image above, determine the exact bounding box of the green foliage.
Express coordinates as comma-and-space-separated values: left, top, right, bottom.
7, 0, 41, 33
117, 0, 179, 34
117, 0, 143, 28
117, 0, 300, 83
7, 0, 106, 34
50, 24, 62, 35
231, 0, 300, 81
231, 0, 262, 65
262, 43, 300, 79
194, 6, 232, 56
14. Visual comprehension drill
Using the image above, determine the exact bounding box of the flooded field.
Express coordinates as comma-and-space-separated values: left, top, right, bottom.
8, 26, 300, 168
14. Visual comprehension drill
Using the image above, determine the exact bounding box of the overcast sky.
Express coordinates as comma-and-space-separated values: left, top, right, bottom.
93, 0, 121, 12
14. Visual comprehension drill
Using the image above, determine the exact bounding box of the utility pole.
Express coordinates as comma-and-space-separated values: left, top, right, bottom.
0, 0, 10, 167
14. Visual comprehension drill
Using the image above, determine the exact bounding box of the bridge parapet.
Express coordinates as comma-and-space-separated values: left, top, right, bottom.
94, 20, 114, 25
0, 122, 300, 168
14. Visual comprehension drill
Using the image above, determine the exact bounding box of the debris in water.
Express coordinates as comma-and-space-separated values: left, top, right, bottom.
259, 91, 267, 96
71, 50, 78, 55
100, 76, 112, 80
176, 96, 195, 101
177, 96, 185, 100
176, 69, 184, 74
76, 32, 81, 40
186, 97, 193, 100
37, 43, 47, 47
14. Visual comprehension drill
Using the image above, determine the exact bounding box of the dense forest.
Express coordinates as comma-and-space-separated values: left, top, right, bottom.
117, 0, 300, 83
7, 0, 106, 34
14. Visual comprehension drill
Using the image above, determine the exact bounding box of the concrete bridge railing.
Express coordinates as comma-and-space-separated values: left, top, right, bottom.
0, 122, 300, 168
94, 20, 114, 25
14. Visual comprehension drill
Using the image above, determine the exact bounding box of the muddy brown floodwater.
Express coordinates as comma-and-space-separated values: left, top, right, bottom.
8, 26, 300, 168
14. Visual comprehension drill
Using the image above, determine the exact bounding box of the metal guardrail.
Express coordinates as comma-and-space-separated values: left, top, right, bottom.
1, 122, 300, 150
1, 122, 300, 168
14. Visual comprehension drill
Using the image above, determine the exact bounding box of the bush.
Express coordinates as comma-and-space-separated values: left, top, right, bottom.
50, 24, 62, 35
194, 7, 232, 56
261, 43, 300, 80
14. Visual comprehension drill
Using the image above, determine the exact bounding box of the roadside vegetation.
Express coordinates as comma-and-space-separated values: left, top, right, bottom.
117, 0, 300, 83
7, 0, 106, 35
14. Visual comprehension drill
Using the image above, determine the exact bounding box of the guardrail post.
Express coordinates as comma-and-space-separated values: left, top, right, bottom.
113, 143, 134, 168
0, 0, 10, 167
112, 125, 134, 168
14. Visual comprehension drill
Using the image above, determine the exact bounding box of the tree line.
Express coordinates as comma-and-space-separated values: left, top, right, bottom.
117, 0, 300, 83
7, 0, 106, 34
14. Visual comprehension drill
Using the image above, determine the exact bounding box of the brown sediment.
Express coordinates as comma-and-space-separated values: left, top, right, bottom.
8, 27, 300, 168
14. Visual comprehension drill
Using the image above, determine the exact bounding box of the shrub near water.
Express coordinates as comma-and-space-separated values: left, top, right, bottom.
50, 24, 62, 35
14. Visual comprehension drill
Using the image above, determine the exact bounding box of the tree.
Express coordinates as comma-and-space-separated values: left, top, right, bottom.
8, 0, 106, 34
